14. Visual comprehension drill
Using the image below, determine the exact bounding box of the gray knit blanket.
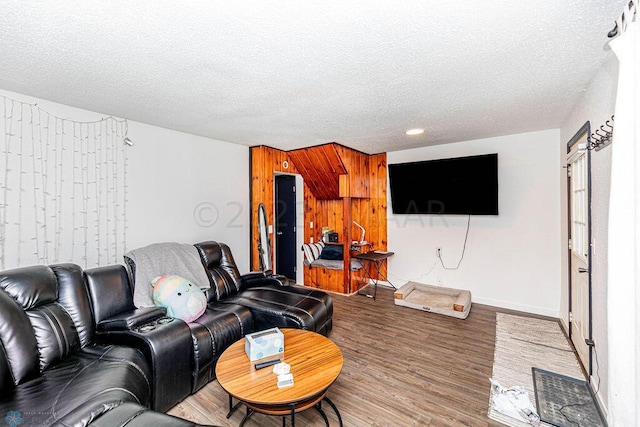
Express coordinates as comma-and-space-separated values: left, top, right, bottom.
126, 242, 211, 308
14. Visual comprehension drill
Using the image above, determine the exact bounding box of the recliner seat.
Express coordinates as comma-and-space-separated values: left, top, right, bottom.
0, 264, 151, 426
194, 241, 333, 336
122, 254, 254, 394
84, 264, 195, 411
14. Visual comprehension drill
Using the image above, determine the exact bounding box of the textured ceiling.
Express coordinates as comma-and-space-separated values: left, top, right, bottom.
0, 1, 625, 154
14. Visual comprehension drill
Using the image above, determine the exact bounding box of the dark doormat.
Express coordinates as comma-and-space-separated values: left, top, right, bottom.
532, 368, 606, 427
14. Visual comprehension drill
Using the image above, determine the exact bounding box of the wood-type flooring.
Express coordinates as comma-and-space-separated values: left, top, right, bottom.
168, 286, 546, 426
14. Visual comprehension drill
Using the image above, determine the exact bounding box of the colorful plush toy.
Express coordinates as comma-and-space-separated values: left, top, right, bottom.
151, 275, 207, 322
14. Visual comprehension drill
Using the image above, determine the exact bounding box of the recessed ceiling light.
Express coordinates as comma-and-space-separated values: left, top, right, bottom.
405, 128, 424, 136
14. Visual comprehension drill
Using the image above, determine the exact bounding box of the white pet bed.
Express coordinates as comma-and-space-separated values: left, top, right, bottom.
394, 281, 471, 319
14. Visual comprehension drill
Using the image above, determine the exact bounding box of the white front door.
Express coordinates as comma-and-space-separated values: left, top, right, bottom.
567, 135, 591, 371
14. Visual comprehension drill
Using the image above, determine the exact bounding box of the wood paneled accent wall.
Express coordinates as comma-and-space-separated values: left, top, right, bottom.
250, 144, 387, 295
288, 144, 347, 200
250, 146, 298, 272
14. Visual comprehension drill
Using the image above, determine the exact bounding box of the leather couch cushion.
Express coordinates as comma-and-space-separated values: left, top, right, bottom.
52, 264, 96, 348
194, 242, 242, 302
0, 264, 98, 385
188, 303, 253, 391
0, 285, 40, 385
224, 285, 333, 336
0, 265, 58, 309
85, 265, 137, 324
27, 302, 82, 371
0, 344, 151, 426
0, 263, 152, 425
87, 401, 212, 427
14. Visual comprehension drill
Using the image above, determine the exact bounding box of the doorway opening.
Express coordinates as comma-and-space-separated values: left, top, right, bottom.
566, 122, 593, 374
274, 174, 304, 283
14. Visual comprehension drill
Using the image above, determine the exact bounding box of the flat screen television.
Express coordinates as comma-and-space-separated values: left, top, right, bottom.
388, 153, 498, 215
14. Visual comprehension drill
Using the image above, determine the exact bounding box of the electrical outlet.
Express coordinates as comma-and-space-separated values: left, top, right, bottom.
309, 221, 313, 229
436, 247, 442, 257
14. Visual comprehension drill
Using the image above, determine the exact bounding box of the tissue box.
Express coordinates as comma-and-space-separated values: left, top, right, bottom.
244, 327, 284, 361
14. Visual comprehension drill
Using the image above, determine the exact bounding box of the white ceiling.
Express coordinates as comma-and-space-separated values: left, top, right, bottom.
0, 1, 625, 154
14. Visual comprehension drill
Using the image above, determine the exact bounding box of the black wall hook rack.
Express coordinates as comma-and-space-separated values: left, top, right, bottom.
587, 115, 614, 151
609, 1, 636, 38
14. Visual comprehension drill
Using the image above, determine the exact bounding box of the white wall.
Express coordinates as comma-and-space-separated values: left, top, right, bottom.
0, 88, 251, 271
387, 129, 562, 317
559, 52, 618, 415
126, 121, 250, 268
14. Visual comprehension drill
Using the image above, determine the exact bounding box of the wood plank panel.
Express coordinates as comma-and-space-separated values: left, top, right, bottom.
288, 144, 346, 200
250, 146, 263, 271
303, 185, 315, 243
250, 146, 298, 271
309, 147, 338, 196
336, 145, 369, 199
342, 196, 351, 293
373, 154, 388, 264
310, 264, 344, 294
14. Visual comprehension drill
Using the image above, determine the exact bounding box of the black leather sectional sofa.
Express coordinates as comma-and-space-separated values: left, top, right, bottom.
0, 241, 333, 426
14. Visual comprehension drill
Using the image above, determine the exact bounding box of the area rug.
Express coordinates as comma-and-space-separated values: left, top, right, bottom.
532, 368, 605, 427
488, 313, 584, 427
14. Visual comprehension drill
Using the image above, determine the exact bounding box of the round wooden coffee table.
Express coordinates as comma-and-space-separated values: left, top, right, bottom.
216, 328, 343, 426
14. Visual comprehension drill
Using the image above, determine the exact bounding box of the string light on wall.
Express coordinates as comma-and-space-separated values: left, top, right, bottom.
123, 124, 134, 147
0, 95, 131, 270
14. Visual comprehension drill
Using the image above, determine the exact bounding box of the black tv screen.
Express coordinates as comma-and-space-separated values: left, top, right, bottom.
388, 153, 498, 215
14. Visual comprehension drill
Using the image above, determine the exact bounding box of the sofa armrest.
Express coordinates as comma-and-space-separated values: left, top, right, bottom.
97, 307, 167, 332
241, 271, 268, 281
85, 265, 137, 323
94, 316, 192, 412
240, 273, 289, 289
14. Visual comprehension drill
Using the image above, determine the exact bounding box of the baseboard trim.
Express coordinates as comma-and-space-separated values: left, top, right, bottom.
590, 377, 609, 421
473, 296, 560, 318
559, 316, 569, 332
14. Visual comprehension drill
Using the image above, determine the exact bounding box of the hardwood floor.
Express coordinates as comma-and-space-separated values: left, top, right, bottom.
168, 286, 520, 426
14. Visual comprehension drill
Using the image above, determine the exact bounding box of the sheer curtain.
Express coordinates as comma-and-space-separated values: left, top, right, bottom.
607, 2, 639, 425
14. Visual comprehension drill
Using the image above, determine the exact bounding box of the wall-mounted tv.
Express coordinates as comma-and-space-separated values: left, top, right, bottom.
388, 153, 498, 215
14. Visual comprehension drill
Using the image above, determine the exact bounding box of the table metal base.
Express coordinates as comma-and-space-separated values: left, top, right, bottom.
355, 257, 393, 300
227, 394, 343, 427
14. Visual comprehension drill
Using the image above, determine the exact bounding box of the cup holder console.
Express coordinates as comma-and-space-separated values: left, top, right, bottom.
137, 323, 157, 333
136, 316, 174, 333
